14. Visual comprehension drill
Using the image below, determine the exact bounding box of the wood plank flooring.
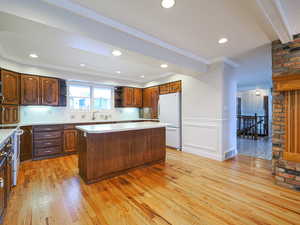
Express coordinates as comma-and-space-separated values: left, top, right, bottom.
4, 149, 300, 225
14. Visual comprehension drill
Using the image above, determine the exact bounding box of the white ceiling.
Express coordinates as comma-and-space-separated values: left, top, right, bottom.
0, 0, 300, 86
281, 0, 300, 35
0, 12, 195, 83
70, 0, 273, 60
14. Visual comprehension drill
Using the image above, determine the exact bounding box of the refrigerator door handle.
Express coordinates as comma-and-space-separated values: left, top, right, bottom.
166, 127, 177, 131
158, 99, 160, 118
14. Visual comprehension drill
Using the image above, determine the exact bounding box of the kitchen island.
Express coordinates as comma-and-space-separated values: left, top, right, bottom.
76, 122, 167, 184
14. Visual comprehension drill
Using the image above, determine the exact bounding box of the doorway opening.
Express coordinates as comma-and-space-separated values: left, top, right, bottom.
236, 88, 272, 160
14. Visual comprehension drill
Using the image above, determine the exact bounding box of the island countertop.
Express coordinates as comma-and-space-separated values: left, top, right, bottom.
76, 122, 168, 134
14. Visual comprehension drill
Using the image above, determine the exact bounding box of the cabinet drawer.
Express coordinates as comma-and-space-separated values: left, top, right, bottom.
34, 147, 61, 157
34, 131, 61, 140
34, 139, 61, 148
33, 125, 62, 132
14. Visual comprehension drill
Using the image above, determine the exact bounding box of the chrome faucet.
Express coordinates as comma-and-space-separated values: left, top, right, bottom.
92, 111, 99, 120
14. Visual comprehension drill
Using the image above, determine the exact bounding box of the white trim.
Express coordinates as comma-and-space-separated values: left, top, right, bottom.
256, 0, 293, 43
210, 57, 239, 68
183, 122, 218, 129
183, 144, 222, 161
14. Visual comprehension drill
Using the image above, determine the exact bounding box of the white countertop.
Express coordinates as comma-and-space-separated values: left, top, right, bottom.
0, 129, 16, 149
76, 122, 167, 134
0, 118, 158, 127
23, 118, 157, 126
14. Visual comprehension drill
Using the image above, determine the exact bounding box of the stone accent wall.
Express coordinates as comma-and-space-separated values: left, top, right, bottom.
272, 34, 300, 190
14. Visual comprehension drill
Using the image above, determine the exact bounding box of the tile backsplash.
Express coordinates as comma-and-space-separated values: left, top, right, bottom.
20, 106, 140, 123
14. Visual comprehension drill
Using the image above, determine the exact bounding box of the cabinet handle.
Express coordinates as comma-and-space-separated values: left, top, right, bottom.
0, 178, 4, 188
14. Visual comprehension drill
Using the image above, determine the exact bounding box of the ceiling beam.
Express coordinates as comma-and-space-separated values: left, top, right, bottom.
256, 0, 293, 43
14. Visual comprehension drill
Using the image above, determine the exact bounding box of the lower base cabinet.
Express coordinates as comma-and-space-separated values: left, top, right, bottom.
64, 129, 78, 153
0, 141, 13, 223
20, 126, 32, 161
20, 121, 155, 161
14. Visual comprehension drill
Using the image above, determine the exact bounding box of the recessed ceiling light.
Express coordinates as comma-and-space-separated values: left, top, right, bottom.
80, 63, 85, 67
29, 53, 38, 58
116, 71, 121, 74
161, 0, 175, 8
112, 50, 122, 56
140, 75, 145, 78
160, 64, 168, 68
218, 38, 228, 44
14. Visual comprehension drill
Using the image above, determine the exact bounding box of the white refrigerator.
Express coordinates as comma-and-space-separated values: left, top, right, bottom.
159, 93, 182, 150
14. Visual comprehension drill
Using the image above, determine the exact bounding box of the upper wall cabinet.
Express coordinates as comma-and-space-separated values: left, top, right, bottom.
143, 86, 159, 119
0, 105, 19, 124
159, 81, 181, 95
40, 77, 59, 106
115, 87, 143, 107
21, 75, 40, 105
0, 70, 20, 105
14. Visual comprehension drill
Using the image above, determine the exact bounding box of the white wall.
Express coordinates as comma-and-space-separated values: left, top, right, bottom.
145, 62, 237, 161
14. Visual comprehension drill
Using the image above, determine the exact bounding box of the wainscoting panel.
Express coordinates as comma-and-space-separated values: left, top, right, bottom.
182, 117, 222, 161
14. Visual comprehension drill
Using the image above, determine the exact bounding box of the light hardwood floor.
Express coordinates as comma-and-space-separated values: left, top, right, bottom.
4, 149, 300, 225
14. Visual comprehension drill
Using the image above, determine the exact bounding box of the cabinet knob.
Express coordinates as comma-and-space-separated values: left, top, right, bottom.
0, 178, 4, 188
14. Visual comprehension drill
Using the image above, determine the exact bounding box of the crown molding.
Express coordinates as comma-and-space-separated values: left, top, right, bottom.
210, 57, 239, 68
256, 0, 293, 44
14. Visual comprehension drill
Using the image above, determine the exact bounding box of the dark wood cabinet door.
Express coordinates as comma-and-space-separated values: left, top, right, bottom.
40, 77, 59, 106
64, 130, 78, 152
123, 87, 134, 106
151, 86, 159, 119
0, 158, 6, 220
1, 105, 19, 124
1, 70, 20, 105
20, 126, 33, 161
169, 81, 181, 93
5, 157, 12, 198
159, 83, 170, 95
133, 88, 142, 107
20, 75, 40, 105
143, 88, 152, 107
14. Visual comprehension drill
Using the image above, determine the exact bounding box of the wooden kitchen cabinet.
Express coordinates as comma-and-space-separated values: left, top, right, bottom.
159, 83, 170, 95
115, 87, 143, 107
151, 86, 159, 119
20, 126, 33, 161
0, 70, 20, 105
159, 81, 181, 95
40, 77, 59, 106
0, 105, 19, 124
143, 86, 159, 119
0, 157, 6, 223
64, 129, 78, 153
123, 87, 134, 106
20, 74, 40, 105
142, 88, 152, 107
133, 88, 142, 107
169, 81, 181, 93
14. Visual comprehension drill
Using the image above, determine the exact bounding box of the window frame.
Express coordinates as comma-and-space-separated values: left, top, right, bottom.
67, 82, 114, 112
